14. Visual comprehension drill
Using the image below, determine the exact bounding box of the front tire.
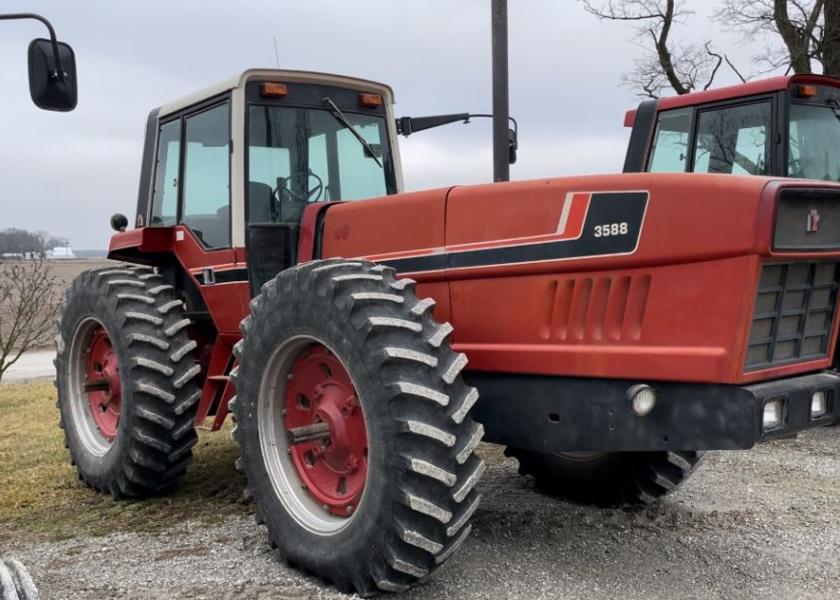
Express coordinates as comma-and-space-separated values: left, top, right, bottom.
55, 265, 201, 497
231, 259, 485, 595
505, 448, 704, 507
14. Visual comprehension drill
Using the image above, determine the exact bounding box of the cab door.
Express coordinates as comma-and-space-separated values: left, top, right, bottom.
147, 97, 249, 334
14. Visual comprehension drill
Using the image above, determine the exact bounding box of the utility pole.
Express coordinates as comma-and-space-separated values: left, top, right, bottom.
491, 0, 510, 182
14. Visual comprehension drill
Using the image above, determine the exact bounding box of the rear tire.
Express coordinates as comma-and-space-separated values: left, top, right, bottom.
55, 264, 201, 497
231, 259, 485, 596
0, 558, 39, 600
504, 448, 704, 507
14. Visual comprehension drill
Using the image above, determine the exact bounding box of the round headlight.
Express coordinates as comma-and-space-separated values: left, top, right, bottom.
627, 384, 657, 416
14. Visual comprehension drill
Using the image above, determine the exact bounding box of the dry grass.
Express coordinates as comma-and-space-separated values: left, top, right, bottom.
0, 381, 248, 543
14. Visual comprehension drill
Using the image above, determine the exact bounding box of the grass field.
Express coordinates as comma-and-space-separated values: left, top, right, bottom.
0, 381, 248, 543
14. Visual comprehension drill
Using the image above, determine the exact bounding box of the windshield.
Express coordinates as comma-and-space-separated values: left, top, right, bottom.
788, 103, 840, 182
247, 105, 396, 224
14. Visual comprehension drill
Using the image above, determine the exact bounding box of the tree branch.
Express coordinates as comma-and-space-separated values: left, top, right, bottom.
725, 54, 749, 82
0, 259, 60, 384
703, 42, 725, 90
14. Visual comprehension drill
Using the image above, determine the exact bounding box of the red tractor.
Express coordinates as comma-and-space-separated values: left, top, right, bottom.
623, 73, 840, 182
55, 67, 840, 595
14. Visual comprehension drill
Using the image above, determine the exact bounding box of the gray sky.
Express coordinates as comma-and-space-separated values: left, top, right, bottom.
0, 0, 766, 249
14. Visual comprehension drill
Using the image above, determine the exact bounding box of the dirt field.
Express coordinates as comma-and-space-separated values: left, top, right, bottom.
0, 258, 113, 293
2, 380, 840, 599
0, 259, 112, 353
37, 259, 114, 288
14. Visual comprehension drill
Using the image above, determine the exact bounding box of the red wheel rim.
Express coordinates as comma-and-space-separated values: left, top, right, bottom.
284, 345, 367, 516
84, 325, 121, 441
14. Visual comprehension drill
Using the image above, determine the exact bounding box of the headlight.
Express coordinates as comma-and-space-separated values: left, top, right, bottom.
627, 384, 657, 416
762, 398, 784, 430
811, 390, 828, 419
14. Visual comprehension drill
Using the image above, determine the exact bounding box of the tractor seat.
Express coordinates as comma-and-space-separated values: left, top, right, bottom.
248, 181, 274, 224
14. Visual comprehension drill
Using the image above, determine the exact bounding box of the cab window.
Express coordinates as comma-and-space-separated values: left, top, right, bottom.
181, 103, 231, 248
789, 103, 840, 182
648, 108, 691, 172
150, 119, 180, 226
692, 101, 771, 175
247, 105, 395, 225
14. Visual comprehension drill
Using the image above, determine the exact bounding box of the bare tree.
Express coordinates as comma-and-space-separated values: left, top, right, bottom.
716, 0, 829, 75
582, 0, 724, 97
583, 1, 840, 98
818, 0, 839, 74
0, 260, 61, 385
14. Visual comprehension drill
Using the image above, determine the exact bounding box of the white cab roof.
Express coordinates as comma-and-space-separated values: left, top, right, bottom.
158, 68, 396, 117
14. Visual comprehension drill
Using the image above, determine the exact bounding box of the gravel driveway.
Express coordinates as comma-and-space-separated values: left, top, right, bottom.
2, 350, 55, 383
5, 428, 840, 599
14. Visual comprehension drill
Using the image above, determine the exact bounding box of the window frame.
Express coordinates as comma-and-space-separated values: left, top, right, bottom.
645, 107, 693, 173
783, 95, 840, 180
689, 97, 777, 176
149, 117, 182, 227
147, 92, 233, 251
645, 93, 784, 176
244, 101, 398, 223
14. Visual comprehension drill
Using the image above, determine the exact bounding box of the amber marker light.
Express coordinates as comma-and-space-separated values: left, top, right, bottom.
359, 93, 383, 107
796, 84, 817, 98
261, 83, 288, 97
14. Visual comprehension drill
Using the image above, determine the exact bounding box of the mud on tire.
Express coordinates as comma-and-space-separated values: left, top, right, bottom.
55, 264, 201, 497
505, 448, 704, 507
230, 259, 485, 596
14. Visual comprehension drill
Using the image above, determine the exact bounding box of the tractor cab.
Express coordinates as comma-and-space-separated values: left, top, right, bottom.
118, 69, 403, 295
624, 74, 840, 182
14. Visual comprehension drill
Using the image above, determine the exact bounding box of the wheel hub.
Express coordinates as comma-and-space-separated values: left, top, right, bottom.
284, 345, 367, 516
84, 326, 121, 441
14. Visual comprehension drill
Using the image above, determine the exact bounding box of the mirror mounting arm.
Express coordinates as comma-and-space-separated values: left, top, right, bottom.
0, 13, 66, 81
396, 113, 519, 165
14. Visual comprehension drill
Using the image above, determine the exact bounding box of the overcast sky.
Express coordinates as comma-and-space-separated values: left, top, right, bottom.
0, 0, 772, 249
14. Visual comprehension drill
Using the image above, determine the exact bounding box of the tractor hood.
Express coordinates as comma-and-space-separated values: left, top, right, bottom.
321, 173, 840, 280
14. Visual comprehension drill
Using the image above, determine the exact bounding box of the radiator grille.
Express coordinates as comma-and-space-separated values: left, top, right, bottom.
746, 262, 840, 370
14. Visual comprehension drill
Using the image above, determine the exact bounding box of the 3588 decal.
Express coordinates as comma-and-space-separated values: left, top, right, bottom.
593, 222, 629, 238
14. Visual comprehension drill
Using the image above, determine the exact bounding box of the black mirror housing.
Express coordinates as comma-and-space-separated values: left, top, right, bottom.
110, 213, 129, 232
28, 38, 77, 111
508, 127, 517, 165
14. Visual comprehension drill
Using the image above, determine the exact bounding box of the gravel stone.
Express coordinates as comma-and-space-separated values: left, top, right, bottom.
5, 427, 840, 599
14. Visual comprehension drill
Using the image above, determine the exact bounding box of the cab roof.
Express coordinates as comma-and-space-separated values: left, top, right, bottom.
157, 68, 396, 118
624, 74, 840, 127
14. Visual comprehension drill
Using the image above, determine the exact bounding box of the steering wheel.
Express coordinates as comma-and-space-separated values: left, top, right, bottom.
273, 171, 324, 206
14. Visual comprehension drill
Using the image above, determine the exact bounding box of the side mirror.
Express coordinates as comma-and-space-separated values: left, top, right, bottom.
28, 38, 77, 111
508, 127, 518, 165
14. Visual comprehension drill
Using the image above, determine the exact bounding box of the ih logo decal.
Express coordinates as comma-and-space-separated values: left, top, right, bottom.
807, 208, 821, 233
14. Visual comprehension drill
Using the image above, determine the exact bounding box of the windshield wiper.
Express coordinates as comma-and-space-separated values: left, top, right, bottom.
322, 97, 383, 168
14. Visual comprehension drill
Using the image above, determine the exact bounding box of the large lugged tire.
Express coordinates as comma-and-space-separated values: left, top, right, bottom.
504, 448, 704, 507
0, 558, 39, 600
231, 259, 485, 596
55, 264, 201, 497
